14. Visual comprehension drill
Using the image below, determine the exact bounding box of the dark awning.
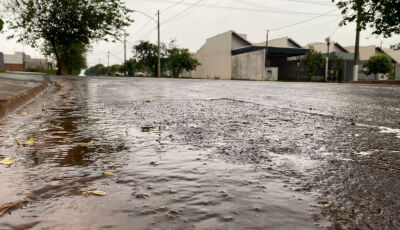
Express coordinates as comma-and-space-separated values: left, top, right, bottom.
232, 46, 308, 57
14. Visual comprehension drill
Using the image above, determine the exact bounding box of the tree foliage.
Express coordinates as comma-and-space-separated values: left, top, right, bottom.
328, 53, 345, 82
0, 18, 3, 32
362, 54, 393, 79
167, 46, 200, 78
84, 64, 107, 76
301, 48, 326, 80
133, 41, 168, 76
390, 43, 400, 50
6, 0, 133, 75
122, 59, 140, 76
332, 0, 400, 37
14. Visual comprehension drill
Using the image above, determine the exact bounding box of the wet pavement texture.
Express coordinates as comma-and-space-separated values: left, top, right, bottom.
0, 77, 399, 230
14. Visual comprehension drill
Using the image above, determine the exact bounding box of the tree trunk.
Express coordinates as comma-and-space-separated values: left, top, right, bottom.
51, 43, 63, 75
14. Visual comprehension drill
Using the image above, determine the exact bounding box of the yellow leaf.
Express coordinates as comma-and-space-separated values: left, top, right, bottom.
85, 141, 94, 146
104, 172, 114, 176
0, 157, 14, 165
87, 190, 106, 196
25, 137, 34, 145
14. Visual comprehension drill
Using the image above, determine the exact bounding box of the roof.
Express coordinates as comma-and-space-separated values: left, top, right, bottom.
254, 37, 302, 48
383, 49, 400, 63
232, 45, 308, 57
345, 45, 397, 63
231, 31, 253, 46
307, 42, 349, 53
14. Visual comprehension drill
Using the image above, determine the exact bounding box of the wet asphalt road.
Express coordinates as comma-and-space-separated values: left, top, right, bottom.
0, 77, 399, 230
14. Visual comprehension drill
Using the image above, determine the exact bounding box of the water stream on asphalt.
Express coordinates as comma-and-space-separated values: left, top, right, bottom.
1, 77, 400, 229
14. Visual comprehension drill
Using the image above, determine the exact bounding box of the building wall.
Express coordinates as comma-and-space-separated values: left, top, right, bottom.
24, 56, 47, 70
191, 31, 233, 80
231, 49, 277, 81
395, 64, 400, 80
4, 52, 24, 65
0, 52, 4, 69
5, 63, 24, 71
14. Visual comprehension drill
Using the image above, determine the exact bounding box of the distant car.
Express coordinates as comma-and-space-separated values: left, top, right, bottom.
136, 72, 145, 77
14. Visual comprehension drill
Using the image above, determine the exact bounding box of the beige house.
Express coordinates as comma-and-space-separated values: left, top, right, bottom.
191, 30, 252, 80
307, 42, 349, 54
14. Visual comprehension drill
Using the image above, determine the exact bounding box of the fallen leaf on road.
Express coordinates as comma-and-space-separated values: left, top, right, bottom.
0, 197, 31, 217
18, 111, 28, 116
83, 190, 107, 196
104, 172, 114, 176
25, 137, 34, 145
0, 157, 14, 165
85, 141, 94, 146
145, 100, 151, 103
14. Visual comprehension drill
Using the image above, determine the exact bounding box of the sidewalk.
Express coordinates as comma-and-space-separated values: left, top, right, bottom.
0, 73, 49, 119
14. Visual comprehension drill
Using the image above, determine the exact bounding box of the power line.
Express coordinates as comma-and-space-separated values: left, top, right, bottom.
162, 0, 186, 12
163, 0, 206, 24
148, 0, 339, 18
270, 9, 339, 31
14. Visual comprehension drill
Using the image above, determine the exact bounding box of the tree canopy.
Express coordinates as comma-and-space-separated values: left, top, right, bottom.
133, 41, 168, 76
301, 48, 326, 80
84, 64, 107, 76
167, 46, 200, 78
332, 0, 400, 37
0, 18, 3, 32
362, 54, 393, 80
6, 0, 133, 75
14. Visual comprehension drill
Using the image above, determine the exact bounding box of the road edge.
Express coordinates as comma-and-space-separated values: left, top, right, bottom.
0, 74, 49, 119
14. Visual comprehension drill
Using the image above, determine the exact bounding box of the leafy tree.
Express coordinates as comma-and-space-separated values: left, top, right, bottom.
6, 0, 133, 75
328, 53, 344, 82
0, 18, 3, 32
167, 47, 199, 78
107, 64, 123, 76
362, 54, 393, 80
390, 44, 400, 50
301, 48, 326, 81
332, 0, 400, 37
133, 41, 167, 76
84, 64, 107, 76
63, 43, 88, 75
122, 59, 140, 76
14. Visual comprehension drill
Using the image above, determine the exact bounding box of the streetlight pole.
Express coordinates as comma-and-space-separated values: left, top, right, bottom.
132, 10, 161, 78
157, 10, 161, 78
325, 37, 331, 82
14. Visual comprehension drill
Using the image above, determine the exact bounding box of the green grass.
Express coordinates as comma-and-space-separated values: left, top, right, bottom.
0, 68, 5, 73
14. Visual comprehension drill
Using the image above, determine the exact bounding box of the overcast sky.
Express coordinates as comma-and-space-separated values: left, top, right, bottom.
1, 0, 399, 67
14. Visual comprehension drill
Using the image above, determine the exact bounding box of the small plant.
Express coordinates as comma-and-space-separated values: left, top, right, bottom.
301, 47, 326, 81
0, 68, 6, 73
214, 76, 220, 80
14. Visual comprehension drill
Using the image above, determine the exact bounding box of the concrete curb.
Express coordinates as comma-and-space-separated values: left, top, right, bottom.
350, 80, 400, 85
0, 74, 49, 119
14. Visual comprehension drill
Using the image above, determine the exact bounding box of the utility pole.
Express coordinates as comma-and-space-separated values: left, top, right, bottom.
353, 8, 362, 81
157, 10, 161, 78
124, 31, 127, 76
265, 29, 269, 67
107, 51, 110, 76
325, 37, 331, 82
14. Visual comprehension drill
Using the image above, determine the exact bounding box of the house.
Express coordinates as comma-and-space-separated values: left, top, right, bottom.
345, 46, 399, 80
190, 31, 308, 81
3, 52, 48, 71
4, 52, 25, 71
383, 49, 400, 80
